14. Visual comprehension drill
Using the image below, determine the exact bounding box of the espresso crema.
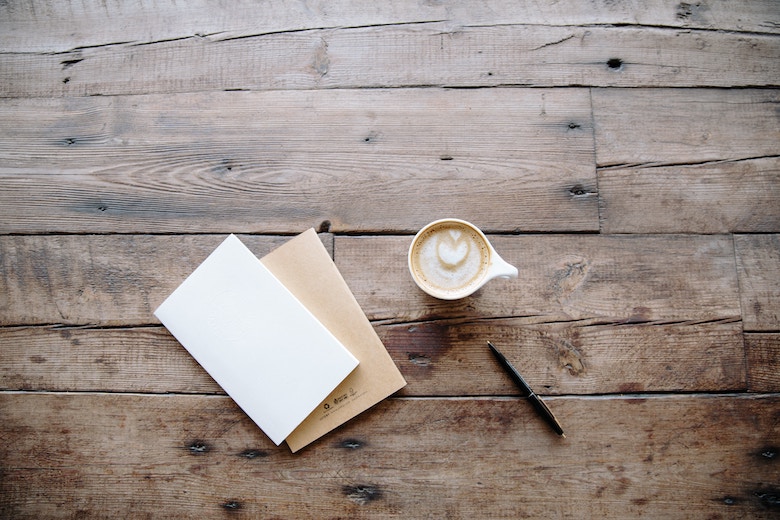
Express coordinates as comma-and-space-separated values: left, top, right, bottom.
410, 222, 490, 297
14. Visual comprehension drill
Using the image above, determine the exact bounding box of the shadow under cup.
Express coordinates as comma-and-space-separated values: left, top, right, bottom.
408, 219, 492, 300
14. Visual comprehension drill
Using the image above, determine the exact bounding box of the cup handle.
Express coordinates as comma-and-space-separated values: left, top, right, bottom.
488, 250, 518, 280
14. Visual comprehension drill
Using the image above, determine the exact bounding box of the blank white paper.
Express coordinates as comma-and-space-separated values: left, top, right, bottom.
154, 234, 359, 445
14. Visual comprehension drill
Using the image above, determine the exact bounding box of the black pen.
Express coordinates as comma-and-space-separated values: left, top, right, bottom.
487, 341, 565, 438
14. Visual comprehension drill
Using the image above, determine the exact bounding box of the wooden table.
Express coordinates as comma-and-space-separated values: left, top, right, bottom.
1, 2, 779, 518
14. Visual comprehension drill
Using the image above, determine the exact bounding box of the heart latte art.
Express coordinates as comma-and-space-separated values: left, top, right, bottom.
410, 222, 490, 296
437, 230, 471, 267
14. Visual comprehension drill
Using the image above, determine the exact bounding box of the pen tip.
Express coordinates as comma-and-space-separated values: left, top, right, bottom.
560, 433, 566, 438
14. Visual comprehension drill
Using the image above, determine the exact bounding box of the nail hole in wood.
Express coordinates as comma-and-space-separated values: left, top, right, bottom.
222, 500, 242, 511
238, 449, 268, 459
754, 489, 780, 509
408, 353, 431, 366
343, 484, 382, 505
188, 441, 210, 455
339, 439, 364, 450
607, 58, 624, 71
760, 447, 777, 460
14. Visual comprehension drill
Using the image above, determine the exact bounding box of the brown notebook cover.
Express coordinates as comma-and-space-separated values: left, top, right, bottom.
261, 228, 407, 452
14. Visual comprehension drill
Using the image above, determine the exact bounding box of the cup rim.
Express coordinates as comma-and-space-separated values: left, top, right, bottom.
407, 218, 492, 300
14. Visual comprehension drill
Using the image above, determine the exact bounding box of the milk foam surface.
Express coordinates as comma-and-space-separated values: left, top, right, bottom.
410, 223, 489, 296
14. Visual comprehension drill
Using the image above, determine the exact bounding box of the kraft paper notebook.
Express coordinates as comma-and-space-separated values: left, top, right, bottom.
154, 234, 359, 446
261, 228, 407, 452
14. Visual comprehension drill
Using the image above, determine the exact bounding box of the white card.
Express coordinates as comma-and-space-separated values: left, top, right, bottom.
154, 234, 359, 445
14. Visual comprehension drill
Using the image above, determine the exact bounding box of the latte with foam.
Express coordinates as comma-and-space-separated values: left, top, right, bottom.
409, 220, 491, 298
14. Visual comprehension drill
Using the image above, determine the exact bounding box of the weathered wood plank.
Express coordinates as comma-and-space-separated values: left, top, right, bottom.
382, 318, 745, 395
735, 234, 780, 331
0, 234, 318, 326
0, 234, 739, 327
1, 233, 744, 396
0, 89, 597, 234
746, 333, 780, 392
1, 392, 778, 519
0, 326, 218, 394
335, 234, 741, 323
593, 88, 780, 166
0, 318, 746, 395
598, 157, 780, 233
2, 25, 778, 97
3, 0, 778, 53
595, 89, 780, 233
1, 3, 774, 520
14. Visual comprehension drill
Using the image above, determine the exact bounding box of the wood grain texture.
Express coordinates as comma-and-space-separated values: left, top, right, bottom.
599, 157, 780, 233
2, 2, 778, 518
735, 234, 780, 331
595, 89, 780, 233
0, 234, 323, 326
0, 326, 218, 394
1, 392, 778, 519
746, 333, 780, 392
0, 89, 597, 234
382, 318, 745, 396
335, 234, 741, 323
2, 24, 778, 97
0, 234, 739, 327
593, 88, 780, 166
0, 318, 745, 395
3, 0, 778, 53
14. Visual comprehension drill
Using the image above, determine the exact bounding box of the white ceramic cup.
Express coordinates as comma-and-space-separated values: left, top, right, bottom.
408, 218, 518, 300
